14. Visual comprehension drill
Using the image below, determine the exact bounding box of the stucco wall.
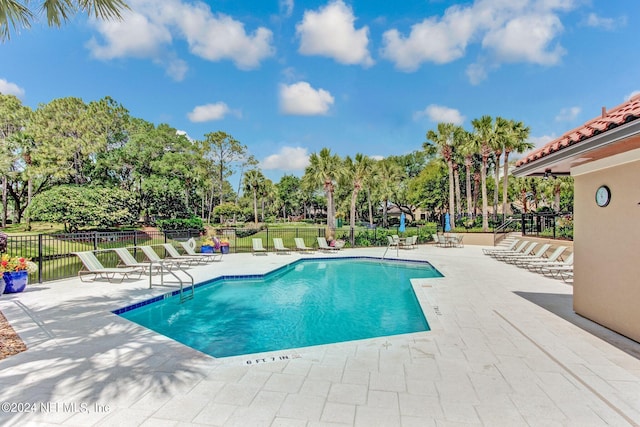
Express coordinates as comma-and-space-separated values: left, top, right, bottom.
572, 148, 640, 343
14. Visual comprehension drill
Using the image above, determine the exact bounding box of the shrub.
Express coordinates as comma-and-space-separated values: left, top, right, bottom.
157, 217, 204, 233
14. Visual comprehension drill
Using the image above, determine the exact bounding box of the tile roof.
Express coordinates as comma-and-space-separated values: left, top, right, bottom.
516, 94, 640, 167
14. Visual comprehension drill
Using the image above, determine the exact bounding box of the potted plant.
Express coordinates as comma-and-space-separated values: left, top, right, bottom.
0, 254, 38, 294
219, 238, 230, 254
200, 237, 216, 253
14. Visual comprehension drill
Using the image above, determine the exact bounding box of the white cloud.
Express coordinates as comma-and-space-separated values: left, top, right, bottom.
371, 155, 384, 161
280, 0, 294, 18
86, 0, 275, 78
279, 82, 334, 116
624, 90, 640, 101
296, 0, 373, 67
529, 134, 556, 149
414, 104, 465, 125
0, 79, 25, 98
585, 13, 625, 31
482, 13, 565, 65
187, 102, 234, 122
466, 63, 488, 85
261, 146, 310, 170
381, 0, 575, 75
380, 5, 476, 71
555, 106, 581, 121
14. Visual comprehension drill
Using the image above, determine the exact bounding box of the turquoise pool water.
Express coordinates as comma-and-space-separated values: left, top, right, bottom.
118, 258, 441, 358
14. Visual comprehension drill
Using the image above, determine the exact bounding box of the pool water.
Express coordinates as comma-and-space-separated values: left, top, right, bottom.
118, 258, 441, 358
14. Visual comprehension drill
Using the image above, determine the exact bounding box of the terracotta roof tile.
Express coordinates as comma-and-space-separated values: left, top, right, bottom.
516, 94, 640, 167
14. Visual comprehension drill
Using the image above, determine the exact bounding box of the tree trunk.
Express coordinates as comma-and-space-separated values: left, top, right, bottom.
447, 159, 456, 229
253, 188, 258, 224
502, 151, 510, 220
453, 163, 462, 223
367, 188, 373, 226
1, 176, 7, 228
465, 159, 473, 216
481, 156, 489, 231
493, 152, 500, 221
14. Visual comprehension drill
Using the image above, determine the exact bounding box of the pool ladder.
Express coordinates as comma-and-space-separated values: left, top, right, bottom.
149, 261, 195, 303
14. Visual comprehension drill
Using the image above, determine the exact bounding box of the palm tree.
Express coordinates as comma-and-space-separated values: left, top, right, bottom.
501, 119, 532, 219
492, 117, 510, 221
457, 129, 476, 218
243, 169, 265, 224
425, 122, 457, 228
471, 115, 497, 231
375, 158, 403, 228
1, 0, 129, 41
303, 148, 344, 235
344, 154, 374, 243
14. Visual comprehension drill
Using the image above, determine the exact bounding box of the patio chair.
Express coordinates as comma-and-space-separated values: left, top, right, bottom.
448, 234, 464, 248
485, 239, 524, 256
112, 247, 162, 275
431, 233, 443, 247
503, 243, 551, 264
162, 243, 208, 265
273, 238, 291, 254
516, 246, 567, 269
317, 237, 340, 252
294, 238, 315, 252
527, 251, 573, 273
178, 241, 222, 262
139, 245, 192, 270
482, 239, 520, 255
252, 238, 268, 255
74, 251, 144, 283
535, 253, 574, 277
400, 235, 417, 249
493, 241, 537, 261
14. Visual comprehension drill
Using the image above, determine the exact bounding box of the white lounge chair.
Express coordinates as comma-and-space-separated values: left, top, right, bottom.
517, 246, 567, 269
178, 241, 222, 262
482, 239, 520, 255
493, 242, 538, 261
527, 252, 573, 273
162, 243, 208, 265
488, 240, 527, 258
504, 243, 551, 264
252, 238, 267, 255
294, 238, 315, 252
317, 237, 339, 252
74, 251, 144, 283
139, 245, 191, 270
273, 238, 291, 254
536, 253, 574, 277
112, 247, 162, 275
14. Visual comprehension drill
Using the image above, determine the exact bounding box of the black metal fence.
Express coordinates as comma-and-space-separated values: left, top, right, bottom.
2, 225, 440, 284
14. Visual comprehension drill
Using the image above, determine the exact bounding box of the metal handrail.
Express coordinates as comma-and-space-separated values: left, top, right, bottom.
149, 260, 195, 303
493, 218, 519, 246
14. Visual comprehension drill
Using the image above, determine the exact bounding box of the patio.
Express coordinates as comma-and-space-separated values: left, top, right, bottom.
0, 245, 638, 426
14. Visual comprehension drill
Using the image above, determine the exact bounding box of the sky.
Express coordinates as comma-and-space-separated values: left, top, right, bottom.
1, 0, 639, 185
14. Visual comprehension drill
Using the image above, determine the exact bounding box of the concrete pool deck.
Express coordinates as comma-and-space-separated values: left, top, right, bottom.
0, 245, 639, 426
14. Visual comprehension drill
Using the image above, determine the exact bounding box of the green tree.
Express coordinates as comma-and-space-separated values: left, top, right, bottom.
199, 131, 247, 223
500, 119, 532, 218
425, 123, 457, 228
0, 94, 33, 227
243, 169, 266, 224
344, 154, 374, 240
276, 174, 302, 220
303, 148, 344, 235
471, 115, 497, 231
1, 0, 129, 41
374, 158, 403, 228
27, 185, 137, 232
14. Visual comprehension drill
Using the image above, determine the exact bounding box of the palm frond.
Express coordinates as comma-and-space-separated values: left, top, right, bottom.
0, 0, 34, 41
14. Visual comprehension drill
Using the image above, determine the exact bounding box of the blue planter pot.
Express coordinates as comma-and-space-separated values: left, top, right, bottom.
220, 245, 229, 254
201, 245, 214, 254
3, 271, 28, 293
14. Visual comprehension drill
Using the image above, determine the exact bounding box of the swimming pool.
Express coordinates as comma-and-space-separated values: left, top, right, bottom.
116, 257, 441, 358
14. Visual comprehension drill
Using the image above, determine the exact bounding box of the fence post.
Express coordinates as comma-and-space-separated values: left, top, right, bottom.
266, 227, 269, 251
37, 234, 43, 284
93, 231, 98, 250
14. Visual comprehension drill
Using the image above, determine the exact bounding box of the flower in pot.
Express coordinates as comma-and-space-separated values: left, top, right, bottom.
200, 237, 216, 253
0, 254, 38, 294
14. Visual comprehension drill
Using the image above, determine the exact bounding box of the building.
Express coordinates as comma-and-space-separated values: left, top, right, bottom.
513, 94, 640, 343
